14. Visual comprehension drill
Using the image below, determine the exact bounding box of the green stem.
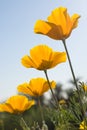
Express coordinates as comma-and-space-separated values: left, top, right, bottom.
62, 39, 85, 117
62, 39, 79, 91
38, 96, 44, 121
44, 70, 58, 108
20, 117, 30, 130
0, 120, 4, 130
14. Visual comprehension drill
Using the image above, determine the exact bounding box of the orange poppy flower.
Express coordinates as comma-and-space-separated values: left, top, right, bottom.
0, 95, 35, 114
79, 121, 87, 130
34, 7, 80, 40
21, 44, 66, 70
17, 78, 56, 97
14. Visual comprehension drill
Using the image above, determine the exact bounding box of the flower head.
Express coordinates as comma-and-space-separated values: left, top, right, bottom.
79, 121, 87, 130
21, 44, 66, 70
0, 95, 35, 114
83, 83, 87, 91
34, 6, 80, 40
17, 78, 56, 97
59, 100, 66, 105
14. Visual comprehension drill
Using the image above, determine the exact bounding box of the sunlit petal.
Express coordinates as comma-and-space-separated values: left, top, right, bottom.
0, 104, 13, 113
21, 55, 37, 68
71, 14, 80, 29
34, 20, 51, 34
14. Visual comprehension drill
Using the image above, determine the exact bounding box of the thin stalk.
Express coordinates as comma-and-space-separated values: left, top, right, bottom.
62, 39, 85, 117
0, 120, 4, 130
20, 117, 30, 130
44, 70, 58, 108
62, 39, 79, 91
38, 96, 44, 121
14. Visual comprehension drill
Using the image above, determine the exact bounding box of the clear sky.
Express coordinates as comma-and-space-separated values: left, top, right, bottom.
0, 0, 87, 101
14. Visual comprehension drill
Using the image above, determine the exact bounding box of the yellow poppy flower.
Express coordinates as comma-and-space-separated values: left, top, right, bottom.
21, 44, 66, 70
0, 95, 35, 114
59, 100, 66, 105
83, 84, 87, 91
34, 6, 80, 40
17, 78, 56, 97
79, 121, 87, 130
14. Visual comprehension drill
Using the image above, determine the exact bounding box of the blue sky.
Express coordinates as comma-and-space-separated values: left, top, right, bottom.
0, 0, 87, 101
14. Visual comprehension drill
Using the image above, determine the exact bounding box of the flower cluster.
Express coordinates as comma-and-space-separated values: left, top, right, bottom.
0, 6, 87, 130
